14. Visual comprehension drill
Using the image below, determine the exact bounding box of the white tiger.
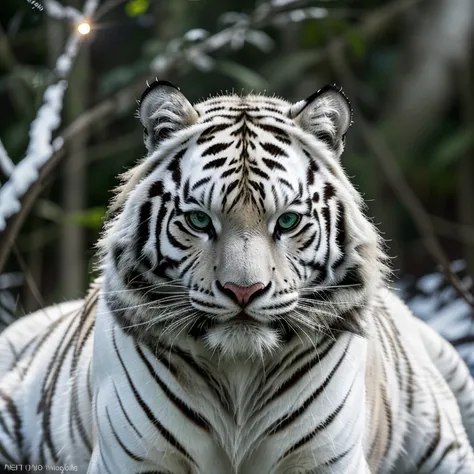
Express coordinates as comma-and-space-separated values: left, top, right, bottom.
0, 81, 473, 474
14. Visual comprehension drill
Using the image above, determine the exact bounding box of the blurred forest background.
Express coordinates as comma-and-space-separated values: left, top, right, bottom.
0, 0, 473, 361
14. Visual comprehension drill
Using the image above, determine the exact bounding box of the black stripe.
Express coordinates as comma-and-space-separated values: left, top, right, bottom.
287, 257, 303, 280
278, 177, 293, 191
221, 180, 239, 212
68, 304, 95, 454
0, 437, 17, 464
257, 346, 300, 389
0, 411, 13, 440
382, 305, 414, 413
178, 254, 200, 279
106, 407, 144, 462
293, 222, 314, 240
95, 400, 114, 474
324, 445, 352, 466
380, 384, 393, 462
249, 165, 270, 180
166, 217, 191, 251
206, 182, 216, 209
87, 361, 93, 401
20, 313, 72, 381
332, 201, 346, 268
262, 158, 285, 171
260, 142, 288, 158
174, 220, 195, 238
197, 123, 231, 144
266, 339, 336, 404
191, 176, 212, 191
201, 142, 232, 157
189, 297, 226, 309
37, 318, 79, 463
323, 183, 336, 201
136, 472, 170, 474
255, 124, 291, 144
162, 344, 233, 411
137, 201, 152, 256
280, 379, 354, 461
0, 389, 22, 461
221, 167, 239, 179
430, 441, 461, 472
113, 383, 142, 439
298, 231, 317, 252
167, 149, 186, 185
112, 329, 196, 466
154, 193, 171, 263
416, 392, 442, 470
203, 157, 227, 170
267, 340, 350, 435
135, 344, 210, 431
148, 181, 164, 198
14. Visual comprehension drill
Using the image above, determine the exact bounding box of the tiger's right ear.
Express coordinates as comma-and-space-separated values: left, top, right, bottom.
139, 80, 199, 153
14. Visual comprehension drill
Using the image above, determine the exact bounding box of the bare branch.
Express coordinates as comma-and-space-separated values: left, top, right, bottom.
358, 118, 474, 308
327, 25, 474, 310
430, 215, 474, 246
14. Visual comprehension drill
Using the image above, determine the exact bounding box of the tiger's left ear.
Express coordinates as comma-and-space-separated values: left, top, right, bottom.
139, 80, 199, 153
289, 84, 352, 156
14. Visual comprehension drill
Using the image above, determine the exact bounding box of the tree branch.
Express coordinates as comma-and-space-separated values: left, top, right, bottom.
358, 117, 474, 308
430, 215, 474, 246
327, 27, 474, 310
0, 0, 426, 274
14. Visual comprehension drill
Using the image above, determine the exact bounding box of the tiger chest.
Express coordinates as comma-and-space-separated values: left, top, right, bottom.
175, 359, 307, 473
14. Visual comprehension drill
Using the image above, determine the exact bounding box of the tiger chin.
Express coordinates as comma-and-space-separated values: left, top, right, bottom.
0, 80, 473, 474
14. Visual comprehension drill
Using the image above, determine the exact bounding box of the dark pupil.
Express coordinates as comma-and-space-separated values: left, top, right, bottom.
195, 212, 207, 223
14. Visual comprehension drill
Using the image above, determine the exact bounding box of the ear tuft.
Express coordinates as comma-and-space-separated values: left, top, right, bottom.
289, 84, 353, 157
139, 80, 198, 153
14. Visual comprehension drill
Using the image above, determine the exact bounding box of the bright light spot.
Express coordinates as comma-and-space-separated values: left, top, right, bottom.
77, 22, 91, 35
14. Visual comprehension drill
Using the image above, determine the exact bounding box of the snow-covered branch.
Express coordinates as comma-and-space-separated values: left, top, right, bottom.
0, 139, 14, 178
0, 0, 98, 232
44, 0, 82, 22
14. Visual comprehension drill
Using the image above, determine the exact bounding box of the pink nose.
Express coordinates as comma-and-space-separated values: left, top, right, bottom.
222, 282, 266, 306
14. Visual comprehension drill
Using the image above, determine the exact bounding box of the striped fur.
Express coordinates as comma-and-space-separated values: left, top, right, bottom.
0, 82, 473, 473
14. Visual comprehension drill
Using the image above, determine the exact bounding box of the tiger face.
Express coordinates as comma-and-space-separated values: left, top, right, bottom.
101, 81, 385, 358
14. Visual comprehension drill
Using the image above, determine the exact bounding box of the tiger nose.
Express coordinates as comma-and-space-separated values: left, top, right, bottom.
218, 282, 266, 306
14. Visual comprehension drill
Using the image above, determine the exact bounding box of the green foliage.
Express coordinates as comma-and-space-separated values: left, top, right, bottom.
34, 201, 106, 230
66, 207, 107, 230
125, 0, 150, 17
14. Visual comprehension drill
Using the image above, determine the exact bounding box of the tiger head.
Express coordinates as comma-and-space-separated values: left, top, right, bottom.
100, 80, 387, 358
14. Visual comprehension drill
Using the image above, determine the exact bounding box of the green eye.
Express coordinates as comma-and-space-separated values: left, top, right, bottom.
186, 211, 212, 231
277, 212, 301, 232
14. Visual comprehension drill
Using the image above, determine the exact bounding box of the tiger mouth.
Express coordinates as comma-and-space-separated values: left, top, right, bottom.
231, 311, 255, 322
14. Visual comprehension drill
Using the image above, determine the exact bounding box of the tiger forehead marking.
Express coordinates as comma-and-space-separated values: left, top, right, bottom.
182, 100, 310, 217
